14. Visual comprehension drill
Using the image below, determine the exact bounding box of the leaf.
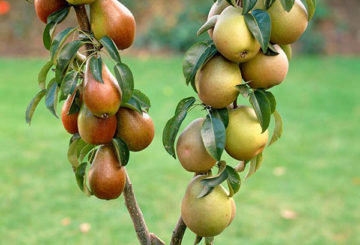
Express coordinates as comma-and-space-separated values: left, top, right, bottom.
45, 79, 59, 118
205, 237, 214, 245
89, 56, 104, 83
236, 84, 251, 98
194, 235, 203, 245
100, 36, 121, 63
244, 10, 271, 53
43, 22, 56, 50
38, 61, 53, 89
265, 0, 276, 9
75, 162, 91, 196
269, 110, 283, 146
78, 144, 96, 163
243, 0, 258, 14
114, 63, 134, 104
68, 89, 81, 115
226, 166, 241, 197
59, 70, 79, 101
245, 153, 263, 179
249, 90, 272, 132
122, 97, 143, 114
265, 91, 276, 113
264, 43, 280, 56
112, 138, 130, 167
211, 108, 229, 128
47, 7, 70, 24
50, 27, 77, 62
280, 0, 295, 12
132, 89, 151, 112
197, 15, 218, 36
68, 137, 86, 169
201, 115, 226, 161
162, 97, 196, 158
305, 0, 316, 21
25, 89, 46, 125
198, 161, 228, 198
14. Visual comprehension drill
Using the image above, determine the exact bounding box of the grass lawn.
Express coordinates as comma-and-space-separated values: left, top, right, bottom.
0, 55, 359, 245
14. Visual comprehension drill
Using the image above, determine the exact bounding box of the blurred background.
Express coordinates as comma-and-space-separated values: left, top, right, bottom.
0, 0, 359, 245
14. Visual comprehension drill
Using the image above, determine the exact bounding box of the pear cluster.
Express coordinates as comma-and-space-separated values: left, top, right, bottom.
178, 0, 310, 238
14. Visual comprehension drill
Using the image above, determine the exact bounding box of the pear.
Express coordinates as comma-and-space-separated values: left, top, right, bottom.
176, 118, 217, 173
181, 175, 233, 237
268, 0, 308, 44
88, 144, 126, 200
66, 0, 95, 4
78, 103, 117, 145
226, 106, 269, 161
280, 44, 292, 61
241, 44, 289, 89
61, 91, 79, 134
207, 0, 230, 38
228, 198, 237, 226
83, 59, 121, 118
196, 55, 241, 109
213, 6, 261, 63
34, 0, 67, 23
90, 0, 136, 50
116, 108, 155, 152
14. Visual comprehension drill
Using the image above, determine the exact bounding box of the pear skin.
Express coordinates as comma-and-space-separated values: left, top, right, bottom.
280, 44, 293, 61
181, 175, 233, 237
213, 6, 261, 63
197, 55, 241, 109
207, 0, 230, 38
241, 45, 289, 89
268, 0, 308, 44
34, 0, 67, 23
90, 0, 136, 50
83, 59, 122, 118
61, 92, 79, 134
176, 118, 216, 173
226, 106, 269, 161
78, 104, 117, 145
66, 0, 95, 4
116, 108, 155, 152
88, 145, 126, 200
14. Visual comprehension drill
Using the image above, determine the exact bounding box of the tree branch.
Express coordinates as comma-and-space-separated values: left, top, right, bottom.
170, 216, 187, 245
73, 5, 93, 55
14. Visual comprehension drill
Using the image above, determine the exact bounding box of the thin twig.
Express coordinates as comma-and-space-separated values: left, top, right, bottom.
73, 5, 93, 56
170, 216, 187, 245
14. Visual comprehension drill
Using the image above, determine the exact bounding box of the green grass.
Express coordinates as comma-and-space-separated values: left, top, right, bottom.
0, 55, 359, 245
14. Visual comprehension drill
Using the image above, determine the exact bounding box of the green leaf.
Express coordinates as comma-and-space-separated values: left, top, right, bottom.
265, 91, 276, 113
100, 36, 121, 63
45, 79, 59, 118
68, 137, 86, 169
305, 0, 316, 21
236, 83, 251, 98
245, 153, 263, 179
38, 61, 53, 89
265, 0, 276, 9
244, 10, 271, 53
162, 97, 196, 158
280, 0, 295, 12
89, 56, 104, 83
75, 162, 92, 196
205, 237, 214, 245
226, 166, 241, 197
194, 235, 203, 244
198, 161, 228, 198
112, 138, 130, 166
132, 89, 151, 112
243, 0, 258, 14
197, 15, 218, 36
68, 89, 81, 115
201, 115, 226, 161
50, 27, 77, 62
25, 89, 46, 125
211, 108, 229, 128
47, 7, 70, 24
264, 43, 280, 56
59, 70, 79, 101
122, 97, 142, 114
78, 144, 96, 163
249, 90, 272, 132
114, 63, 134, 104
269, 110, 283, 146
43, 22, 56, 50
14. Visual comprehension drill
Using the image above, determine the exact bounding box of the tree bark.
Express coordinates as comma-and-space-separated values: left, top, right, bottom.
170, 217, 187, 245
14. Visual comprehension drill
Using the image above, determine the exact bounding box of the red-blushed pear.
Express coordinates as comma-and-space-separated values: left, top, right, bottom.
61, 91, 79, 134
116, 108, 155, 152
228, 198, 237, 226
66, 0, 95, 4
34, 0, 67, 23
268, 0, 308, 44
181, 175, 233, 237
78, 103, 117, 145
241, 45, 289, 89
88, 144, 126, 200
90, 0, 136, 50
83, 59, 122, 118
176, 118, 217, 173
196, 55, 241, 109
213, 6, 261, 63
226, 106, 269, 161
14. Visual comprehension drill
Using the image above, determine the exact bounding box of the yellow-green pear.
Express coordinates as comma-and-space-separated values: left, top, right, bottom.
280, 44, 292, 61
213, 6, 261, 63
181, 175, 233, 237
196, 55, 241, 109
176, 118, 217, 173
226, 106, 269, 161
66, 0, 95, 5
268, 0, 308, 44
207, 0, 230, 38
241, 44, 289, 89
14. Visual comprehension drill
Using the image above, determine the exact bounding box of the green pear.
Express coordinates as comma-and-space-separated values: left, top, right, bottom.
268, 0, 308, 44
176, 118, 217, 173
66, 0, 95, 4
213, 6, 261, 63
90, 0, 136, 50
226, 106, 269, 161
181, 175, 233, 237
241, 44, 289, 89
88, 144, 126, 200
280, 44, 292, 61
196, 55, 241, 109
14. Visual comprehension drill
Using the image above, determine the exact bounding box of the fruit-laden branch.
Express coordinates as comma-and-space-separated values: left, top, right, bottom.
73, 6, 164, 245
170, 217, 187, 245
